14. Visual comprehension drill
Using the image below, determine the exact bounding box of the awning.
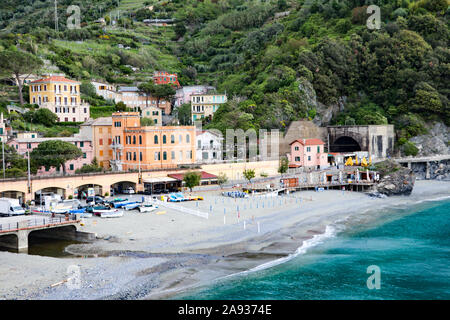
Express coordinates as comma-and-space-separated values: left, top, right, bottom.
144, 177, 178, 184
168, 171, 218, 181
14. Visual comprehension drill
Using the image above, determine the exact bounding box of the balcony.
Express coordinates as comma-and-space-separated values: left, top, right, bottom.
110, 143, 123, 150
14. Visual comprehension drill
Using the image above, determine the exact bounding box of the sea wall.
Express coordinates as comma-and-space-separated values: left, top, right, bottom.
411, 159, 450, 181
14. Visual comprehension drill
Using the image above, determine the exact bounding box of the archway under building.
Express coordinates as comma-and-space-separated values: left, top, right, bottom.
34, 187, 66, 203
75, 184, 103, 199
0, 191, 26, 204
111, 181, 137, 195
330, 136, 362, 153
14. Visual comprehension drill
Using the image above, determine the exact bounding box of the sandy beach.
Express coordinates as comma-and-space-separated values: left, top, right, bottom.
0, 180, 449, 300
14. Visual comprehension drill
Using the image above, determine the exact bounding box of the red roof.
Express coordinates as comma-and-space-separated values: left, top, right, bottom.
30, 76, 80, 84
290, 138, 325, 146
168, 171, 217, 181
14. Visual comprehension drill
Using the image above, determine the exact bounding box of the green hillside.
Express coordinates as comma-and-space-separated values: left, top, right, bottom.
0, 0, 449, 156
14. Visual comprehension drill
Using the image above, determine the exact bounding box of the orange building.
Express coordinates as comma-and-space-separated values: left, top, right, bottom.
110, 112, 195, 171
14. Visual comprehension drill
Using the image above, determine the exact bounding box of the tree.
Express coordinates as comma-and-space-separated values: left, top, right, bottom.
115, 101, 127, 112
24, 108, 58, 127
174, 23, 187, 39
30, 140, 83, 175
176, 103, 192, 125
217, 172, 228, 189
243, 169, 255, 184
0, 49, 43, 105
183, 171, 201, 192
278, 157, 289, 174
140, 117, 154, 126
138, 81, 156, 108
153, 84, 176, 110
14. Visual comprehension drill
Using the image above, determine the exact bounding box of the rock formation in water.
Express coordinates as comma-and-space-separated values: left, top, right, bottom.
375, 160, 416, 196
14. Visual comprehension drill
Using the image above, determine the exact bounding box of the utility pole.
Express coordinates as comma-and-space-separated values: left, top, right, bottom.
27, 148, 32, 196
54, 0, 59, 32
2, 140, 5, 179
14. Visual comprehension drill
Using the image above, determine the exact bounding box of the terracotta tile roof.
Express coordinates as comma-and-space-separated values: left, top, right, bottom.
30, 76, 80, 84
290, 138, 325, 146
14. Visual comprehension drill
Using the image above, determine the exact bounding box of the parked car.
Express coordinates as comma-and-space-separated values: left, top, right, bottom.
86, 196, 104, 205
122, 187, 135, 194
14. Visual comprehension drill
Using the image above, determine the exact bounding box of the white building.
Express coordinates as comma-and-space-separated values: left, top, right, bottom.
174, 85, 215, 108
196, 130, 223, 164
91, 81, 117, 101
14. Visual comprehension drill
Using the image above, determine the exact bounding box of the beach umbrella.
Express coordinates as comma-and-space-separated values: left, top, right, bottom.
369, 156, 372, 165
355, 157, 359, 166
345, 157, 353, 166
366, 169, 370, 182
361, 157, 368, 167
339, 171, 343, 183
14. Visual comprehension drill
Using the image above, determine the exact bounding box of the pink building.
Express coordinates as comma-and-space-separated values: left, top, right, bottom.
288, 138, 329, 169
7, 136, 93, 175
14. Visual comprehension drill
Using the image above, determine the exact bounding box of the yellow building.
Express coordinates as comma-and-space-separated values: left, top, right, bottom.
29, 76, 90, 122
110, 112, 196, 171
191, 93, 227, 123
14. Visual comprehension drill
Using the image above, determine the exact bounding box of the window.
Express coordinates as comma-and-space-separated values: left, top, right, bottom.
154, 135, 158, 144
179, 135, 182, 143
198, 140, 201, 149
139, 135, 142, 145
179, 151, 183, 160
171, 135, 175, 143
99, 139, 103, 146
307, 147, 311, 152
317, 146, 320, 153
308, 156, 311, 161
80, 142, 84, 147
294, 146, 299, 151
114, 121, 122, 128
100, 150, 104, 157
186, 134, 190, 143
140, 152, 142, 161
295, 157, 300, 162
133, 136, 136, 144
171, 151, 175, 160
163, 151, 167, 160
83, 153, 86, 159
202, 152, 208, 160
154, 152, 158, 161
163, 135, 167, 144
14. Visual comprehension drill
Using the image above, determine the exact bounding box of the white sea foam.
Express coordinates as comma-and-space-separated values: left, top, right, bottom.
221, 225, 339, 280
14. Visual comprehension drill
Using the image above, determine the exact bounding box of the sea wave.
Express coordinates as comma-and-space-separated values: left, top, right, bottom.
221, 224, 340, 280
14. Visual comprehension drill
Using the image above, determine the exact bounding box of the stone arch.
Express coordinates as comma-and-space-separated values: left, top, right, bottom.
330, 136, 362, 153
74, 184, 104, 199
110, 180, 137, 195
0, 234, 19, 251
34, 187, 67, 202
0, 190, 26, 203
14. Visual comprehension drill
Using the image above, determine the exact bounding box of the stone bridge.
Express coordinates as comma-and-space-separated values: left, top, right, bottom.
327, 125, 395, 159
0, 215, 94, 252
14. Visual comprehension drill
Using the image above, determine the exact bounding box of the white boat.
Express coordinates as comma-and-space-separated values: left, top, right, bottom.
138, 203, 158, 213
99, 210, 124, 218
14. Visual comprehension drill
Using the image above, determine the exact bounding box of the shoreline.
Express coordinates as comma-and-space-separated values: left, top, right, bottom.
0, 180, 449, 300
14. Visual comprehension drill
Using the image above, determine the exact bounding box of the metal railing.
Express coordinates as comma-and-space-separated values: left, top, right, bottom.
0, 215, 78, 233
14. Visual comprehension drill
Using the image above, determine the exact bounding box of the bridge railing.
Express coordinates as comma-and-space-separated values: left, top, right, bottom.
0, 215, 78, 233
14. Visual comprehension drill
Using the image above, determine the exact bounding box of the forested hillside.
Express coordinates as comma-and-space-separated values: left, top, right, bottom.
0, 0, 449, 155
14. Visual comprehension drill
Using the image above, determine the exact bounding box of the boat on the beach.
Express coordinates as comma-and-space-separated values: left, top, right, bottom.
124, 202, 140, 210
138, 203, 158, 213
98, 210, 123, 218
80, 212, 93, 218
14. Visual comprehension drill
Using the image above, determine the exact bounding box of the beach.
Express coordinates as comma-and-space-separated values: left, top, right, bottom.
0, 180, 449, 300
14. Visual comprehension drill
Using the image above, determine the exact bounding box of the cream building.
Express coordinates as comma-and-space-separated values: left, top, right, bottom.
191, 93, 227, 122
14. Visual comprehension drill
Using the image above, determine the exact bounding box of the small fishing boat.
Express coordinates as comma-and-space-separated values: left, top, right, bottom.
124, 202, 140, 211
69, 208, 86, 214
80, 212, 93, 218
112, 200, 134, 208
99, 210, 123, 218
138, 203, 158, 213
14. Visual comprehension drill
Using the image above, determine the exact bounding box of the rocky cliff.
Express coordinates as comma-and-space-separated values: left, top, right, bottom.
374, 160, 416, 196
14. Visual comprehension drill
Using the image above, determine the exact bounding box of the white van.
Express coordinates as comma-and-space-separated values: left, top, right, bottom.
0, 198, 26, 217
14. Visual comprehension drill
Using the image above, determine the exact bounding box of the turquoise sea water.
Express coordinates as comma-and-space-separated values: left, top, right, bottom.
178, 199, 450, 300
